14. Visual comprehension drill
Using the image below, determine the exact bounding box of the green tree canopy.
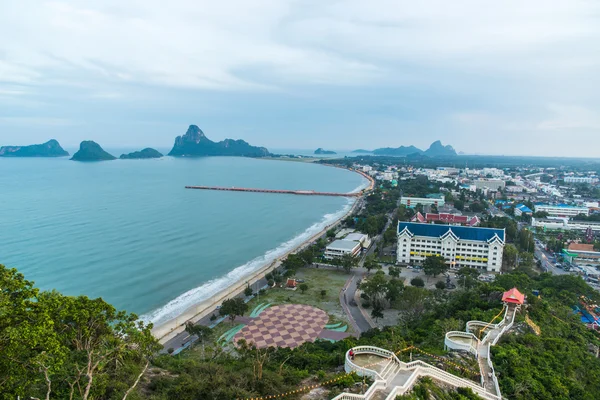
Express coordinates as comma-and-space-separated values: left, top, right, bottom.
423, 255, 448, 277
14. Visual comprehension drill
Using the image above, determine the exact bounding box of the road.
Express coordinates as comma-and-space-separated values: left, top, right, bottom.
534, 243, 568, 275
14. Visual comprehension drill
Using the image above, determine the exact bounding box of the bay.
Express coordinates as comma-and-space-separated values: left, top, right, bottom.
0, 155, 365, 325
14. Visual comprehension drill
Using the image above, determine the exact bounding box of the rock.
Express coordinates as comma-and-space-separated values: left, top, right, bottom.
168, 125, 270, 157
119, 148, 163, 159
423, 140, 457, 157
71, 141, 116, 161
0, 139, 69, 157
373, 145, 424, 156
314, 148, 337, 155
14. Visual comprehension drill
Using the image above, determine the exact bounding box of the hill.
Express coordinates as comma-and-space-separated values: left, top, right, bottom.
373, 145, 423, 156
119, 148, 163, 159
314, 148, 336, 155
71, 141, 116, 161
168, 125, 270, 157
0, 139, 69, 157
351, 149, 372, 153
424, 140, 457, 157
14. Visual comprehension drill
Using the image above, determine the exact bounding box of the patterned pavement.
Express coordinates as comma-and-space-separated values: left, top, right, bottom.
234, 304, 328, 349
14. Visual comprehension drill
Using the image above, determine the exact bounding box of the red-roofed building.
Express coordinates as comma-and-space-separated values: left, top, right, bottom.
410, 212, 479, 226
502, 288, 525, 305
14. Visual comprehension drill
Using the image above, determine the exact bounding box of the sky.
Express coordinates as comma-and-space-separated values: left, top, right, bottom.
1, 0, 600, 157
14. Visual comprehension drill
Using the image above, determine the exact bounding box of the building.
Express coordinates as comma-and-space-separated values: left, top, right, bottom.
532, 217, 600, 233
344, 232, 371, 249
502, 288, 525, 305
562, 243, 600, 266
400, 195, 445, 208
396, 222, 505, 272
535, 204, 589, 218
474, 179, 505, 191
324, 239, 362, 259
565, 176, 598, 184
514, 204, 533, 217
411, 212, 479, 226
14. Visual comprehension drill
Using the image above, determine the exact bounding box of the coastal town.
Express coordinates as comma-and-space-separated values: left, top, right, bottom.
148, 155, 600, 399
2, 2, 600, 398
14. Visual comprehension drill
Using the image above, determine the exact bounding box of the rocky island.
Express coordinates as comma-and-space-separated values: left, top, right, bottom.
71, 141, 116, 161
372, 140, 457, 157
119, 148, 163, 159
168, 125, 270, 157
0, 139, 69, 157
314, 148, 336, 155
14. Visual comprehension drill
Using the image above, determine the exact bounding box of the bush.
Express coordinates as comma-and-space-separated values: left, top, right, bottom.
362, 301, 371, 309
265, 273, 273, 280
267, 279, 275, 287
410, 277, 425, 287
259, 289, 266, 295
435, 281, 446, 290
167, 348, 174, 354
209, 313, 217, 321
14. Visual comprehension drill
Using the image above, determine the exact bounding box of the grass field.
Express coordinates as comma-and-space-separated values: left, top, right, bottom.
245, 267, 353, 329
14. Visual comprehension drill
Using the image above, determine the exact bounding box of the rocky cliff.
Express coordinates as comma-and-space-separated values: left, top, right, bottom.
0, 139, 69, 157
168, 125, 270, 157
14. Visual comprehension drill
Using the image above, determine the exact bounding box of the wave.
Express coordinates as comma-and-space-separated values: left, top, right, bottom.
141, 199, 355, 326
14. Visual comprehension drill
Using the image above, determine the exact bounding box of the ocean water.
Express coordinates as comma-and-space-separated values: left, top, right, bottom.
0, 156, 366, 325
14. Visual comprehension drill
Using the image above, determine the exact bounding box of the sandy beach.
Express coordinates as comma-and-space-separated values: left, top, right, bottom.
152, 166, 374, 344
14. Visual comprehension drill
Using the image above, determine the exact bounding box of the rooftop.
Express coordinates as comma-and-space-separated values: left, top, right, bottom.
326, 239, 361, 251
397, 222, 505, 243
502, 288, 525, 305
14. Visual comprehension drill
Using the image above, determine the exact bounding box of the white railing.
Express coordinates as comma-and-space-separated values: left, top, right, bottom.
486, 343, 502, 397
336, 341, 507, 400
444, 331, 479, 356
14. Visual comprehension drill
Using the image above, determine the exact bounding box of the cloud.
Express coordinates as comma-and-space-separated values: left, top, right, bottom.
537, 104, 600, 131
0, 1, 599, 156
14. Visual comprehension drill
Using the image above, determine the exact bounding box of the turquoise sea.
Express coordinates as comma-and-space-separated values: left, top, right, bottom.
0, 155, 366, 325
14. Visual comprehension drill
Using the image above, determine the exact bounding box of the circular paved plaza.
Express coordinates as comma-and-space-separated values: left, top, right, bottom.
234, 304, 328, 349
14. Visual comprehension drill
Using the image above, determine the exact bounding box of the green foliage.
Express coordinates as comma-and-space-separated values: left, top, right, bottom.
435, 281, 446, 290
320, 289, 327, 298
388, 266, 401, 277
244, 285, 253, 296
341, 254, 358, 273
410, 277, 425, 287
0, 264, 160, 400
364, 256, 381, 274
423, 255, 448, 277
299, 283, 309, 294
219, 297, 248, 323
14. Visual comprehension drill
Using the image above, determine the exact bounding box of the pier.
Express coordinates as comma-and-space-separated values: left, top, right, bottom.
185, 185, 361, 197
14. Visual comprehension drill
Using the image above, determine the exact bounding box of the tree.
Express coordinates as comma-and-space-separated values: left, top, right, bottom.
435, 281, 446, 290
456, 267, 480, 289
244, 285, 253, 297
410, 277, 425, 287
299, 283, 309, 294
388, 266, 401, 278
371, 304, 384, 322
219, 297, 248, 324
326, 229, 336, 238
341, 254, 358, 273
320, 290, 327, 299
360, 271, 388, 309
423, 255, 448, 277
454, 200, 465, 211
364, 257, 380, 275
0, 265, 160, 400
185, 322, 213, 357
503, 244, 518, 270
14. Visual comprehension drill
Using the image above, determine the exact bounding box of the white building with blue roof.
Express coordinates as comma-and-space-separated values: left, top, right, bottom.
397, 222, 505, 272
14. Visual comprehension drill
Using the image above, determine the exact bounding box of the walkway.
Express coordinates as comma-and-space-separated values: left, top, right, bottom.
335, 304, 520, 400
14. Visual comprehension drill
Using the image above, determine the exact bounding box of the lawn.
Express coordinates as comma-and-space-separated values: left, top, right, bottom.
245, 267, 353, 329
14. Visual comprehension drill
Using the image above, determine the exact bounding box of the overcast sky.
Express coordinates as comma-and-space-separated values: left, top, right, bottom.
1, 0, 599, 156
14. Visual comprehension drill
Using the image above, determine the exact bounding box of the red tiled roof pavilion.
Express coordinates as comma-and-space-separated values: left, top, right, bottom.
502, 287, 525, 305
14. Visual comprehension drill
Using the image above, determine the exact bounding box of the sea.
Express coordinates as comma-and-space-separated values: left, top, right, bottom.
0, 152, 367, 326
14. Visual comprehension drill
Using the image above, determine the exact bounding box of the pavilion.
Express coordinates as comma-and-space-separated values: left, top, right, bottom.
502, 287, 525, 305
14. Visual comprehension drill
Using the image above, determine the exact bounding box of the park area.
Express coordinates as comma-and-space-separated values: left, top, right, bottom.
244, 267, 353, 332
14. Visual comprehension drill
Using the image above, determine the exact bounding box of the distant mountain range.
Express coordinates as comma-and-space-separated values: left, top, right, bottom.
351, 149, 372, 154
0, 139, 69, 157
358, 140, 457, 157
314, 148, 336, 155
168, 125, 270, 157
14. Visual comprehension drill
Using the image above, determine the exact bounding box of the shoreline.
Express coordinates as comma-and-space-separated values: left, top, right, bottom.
152, 165, 374, 343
